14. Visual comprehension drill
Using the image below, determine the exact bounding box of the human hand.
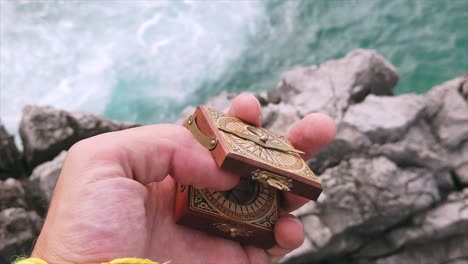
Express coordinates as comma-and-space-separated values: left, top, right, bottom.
32, 94, 336, 264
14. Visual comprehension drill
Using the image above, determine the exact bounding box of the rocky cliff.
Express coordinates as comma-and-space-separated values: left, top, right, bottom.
0, 49, 467, 263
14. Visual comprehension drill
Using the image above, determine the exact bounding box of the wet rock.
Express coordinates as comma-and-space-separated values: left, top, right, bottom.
0, 208, 42, 263
0, 122, 25, 180
19, 105, 137, 170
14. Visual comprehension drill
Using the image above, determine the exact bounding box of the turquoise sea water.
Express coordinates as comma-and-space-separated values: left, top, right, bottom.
1, 0, 467, 133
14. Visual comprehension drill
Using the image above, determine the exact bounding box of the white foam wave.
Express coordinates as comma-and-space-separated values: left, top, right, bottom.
0, 0, 265, 133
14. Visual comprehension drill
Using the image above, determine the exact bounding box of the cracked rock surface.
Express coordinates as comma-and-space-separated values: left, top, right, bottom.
19, 106, 138, 170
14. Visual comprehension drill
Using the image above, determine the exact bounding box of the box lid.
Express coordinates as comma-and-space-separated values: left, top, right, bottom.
186, 105, 322, 201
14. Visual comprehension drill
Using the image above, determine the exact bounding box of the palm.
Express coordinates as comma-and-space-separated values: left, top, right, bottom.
145, 178, 256, 263
48, 177, 255, 263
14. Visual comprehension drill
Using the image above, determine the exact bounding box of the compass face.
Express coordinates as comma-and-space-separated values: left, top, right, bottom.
190, 181, 276, 224
221, 179, 260, 205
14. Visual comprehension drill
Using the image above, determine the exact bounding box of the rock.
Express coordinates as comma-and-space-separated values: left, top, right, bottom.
68, 112, 137, 140
0, 179, 26, 211
0, 208, 42, 263
432, 90, 468, 148
308, 123, 371, 174
262, 103, 300, 133
367, 120, 453, 191
425, 77, 468, 148
29, 151, 67, 205
204, 91, 237, 111
425, 78, 461, 118
374, 235, 468, 264
388, 189, 468, 248
461, 75, 468, 100
283, 157, 440, 263
19, 105, 138, 170
319, 156, 439, 232
269, 49, 399, 122
19, 106, 73, 171
355, 189, 468, 260
0, 122, 25, 180
447, 141, 468, 186
254, 92, 269, 106
342, 94, 426, 143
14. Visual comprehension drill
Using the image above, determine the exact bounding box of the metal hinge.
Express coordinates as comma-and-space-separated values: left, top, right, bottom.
186, 115, 218, 150
251, 170, 293, 191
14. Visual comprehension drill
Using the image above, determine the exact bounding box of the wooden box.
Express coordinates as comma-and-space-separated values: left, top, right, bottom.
175, 106, 322, 249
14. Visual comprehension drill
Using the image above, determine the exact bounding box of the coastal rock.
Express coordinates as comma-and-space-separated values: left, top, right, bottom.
342, 94, 426, 143
0, 122, 24, 180
68, 112, 138, 140
268, 49, 399, 123
425, 76, 468, 148
0, 208, 42, 263
262, 103, 300, 133
387, 189, 468, 249
0, 179, 26, 211
19, 106, 72, 170
308, 123, 371, 174
29, 151, 67, 205
19, 105, 137, 170
375, 234, 468, 264
447, 141, 468, 186
355, 189, 468, 260
461, 75, 468, 100
284, 157, 440, 263
431, 89, 468, 148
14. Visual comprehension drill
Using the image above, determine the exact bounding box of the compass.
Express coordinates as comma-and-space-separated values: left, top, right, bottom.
174, 105, 322, 249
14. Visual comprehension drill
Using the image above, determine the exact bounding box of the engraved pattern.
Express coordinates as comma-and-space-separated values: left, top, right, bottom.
189, 187, 276, 231
193, 188, 216, 212
252, 209, 277, 229
206, 107, 318, 181
202, 184, 274, 222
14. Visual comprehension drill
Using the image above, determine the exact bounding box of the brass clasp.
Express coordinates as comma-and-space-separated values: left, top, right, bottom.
186, 115, 218, 150
251, 170, 293, 191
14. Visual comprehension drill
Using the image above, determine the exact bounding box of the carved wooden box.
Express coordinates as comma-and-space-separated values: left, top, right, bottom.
175, 105, 322, 249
